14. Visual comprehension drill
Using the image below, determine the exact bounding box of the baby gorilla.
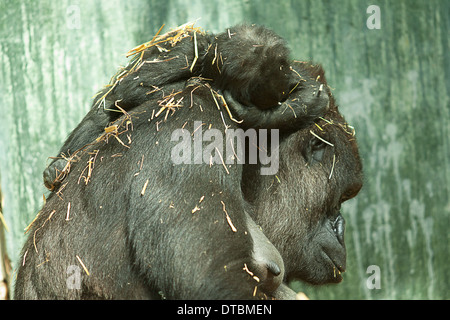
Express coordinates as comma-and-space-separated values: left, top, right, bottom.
43, 24, 327, 190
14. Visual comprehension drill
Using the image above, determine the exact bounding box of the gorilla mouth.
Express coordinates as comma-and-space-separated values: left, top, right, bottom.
323, 252, 346, 280
332, 259, 346, 273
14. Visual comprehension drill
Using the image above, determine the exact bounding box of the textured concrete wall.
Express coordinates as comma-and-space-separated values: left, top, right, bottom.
0, 0, 448, 299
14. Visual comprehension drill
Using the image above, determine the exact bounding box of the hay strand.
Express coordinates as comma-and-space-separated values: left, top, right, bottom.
189, 30, 198, 72
76, 255, 90, 276
215, 147, 230, 175
65, 202, 71, 221
217, 92, 243, 124
309, 130, 334, 147
329, 154, 336, 180
289, 67, 306, 94
24, 211, 41, 233
191, 205, 200, 214
32, 209, 56, 253
243, 263, 260, 282
126, 24, 165, 58
22, 249, 28, 266
220, 201, 237, 232
317, 83, 324, 97
141, 179, 149, 196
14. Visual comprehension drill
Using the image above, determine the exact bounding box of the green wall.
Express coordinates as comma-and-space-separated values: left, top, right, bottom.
0, 0, 448, 299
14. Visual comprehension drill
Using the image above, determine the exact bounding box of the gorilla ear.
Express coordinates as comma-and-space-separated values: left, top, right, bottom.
302, 137, 327, 164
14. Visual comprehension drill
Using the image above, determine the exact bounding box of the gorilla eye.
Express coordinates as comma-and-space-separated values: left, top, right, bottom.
310, 138, 326, 151
302, 137, 327, 164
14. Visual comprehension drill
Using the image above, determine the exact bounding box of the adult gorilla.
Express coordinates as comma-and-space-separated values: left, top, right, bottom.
241, 71, 363, 284
15, 63, 362, 298
15, 22, 361, 299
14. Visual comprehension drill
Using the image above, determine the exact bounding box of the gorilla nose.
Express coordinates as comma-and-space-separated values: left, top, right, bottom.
266, 260, 282, 277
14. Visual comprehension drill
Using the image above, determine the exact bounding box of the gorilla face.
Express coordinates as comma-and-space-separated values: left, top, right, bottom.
243, 103, 363, 285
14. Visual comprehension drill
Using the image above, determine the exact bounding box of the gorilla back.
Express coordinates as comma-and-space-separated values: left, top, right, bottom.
15, 81, 283, 300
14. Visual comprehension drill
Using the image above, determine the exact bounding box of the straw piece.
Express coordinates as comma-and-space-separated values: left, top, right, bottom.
215, 147, 230, 175
65, 202, 71, 221
289, 66, 306, 94
141, 179, 149, 196
243, 263, 260, 282
191, 205, 200, 214
32, 209, 56, 254
317, 84, 324, 97
76, 255, 90, 276
221, 201, 237, 232
22, 249, 28, 266
329, 154, 336, 180
309, 130, 334, 147
126, 24, 165, 58
24, 211, 41, 233
189, 31, 198, 72
217, 91, 243, 124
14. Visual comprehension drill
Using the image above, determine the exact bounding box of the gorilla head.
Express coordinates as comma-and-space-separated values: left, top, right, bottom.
242, 65, 363, 285
203, 24, 292, 110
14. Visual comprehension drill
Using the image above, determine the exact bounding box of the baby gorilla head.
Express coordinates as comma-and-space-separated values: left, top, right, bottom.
203, 24, 292, 110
